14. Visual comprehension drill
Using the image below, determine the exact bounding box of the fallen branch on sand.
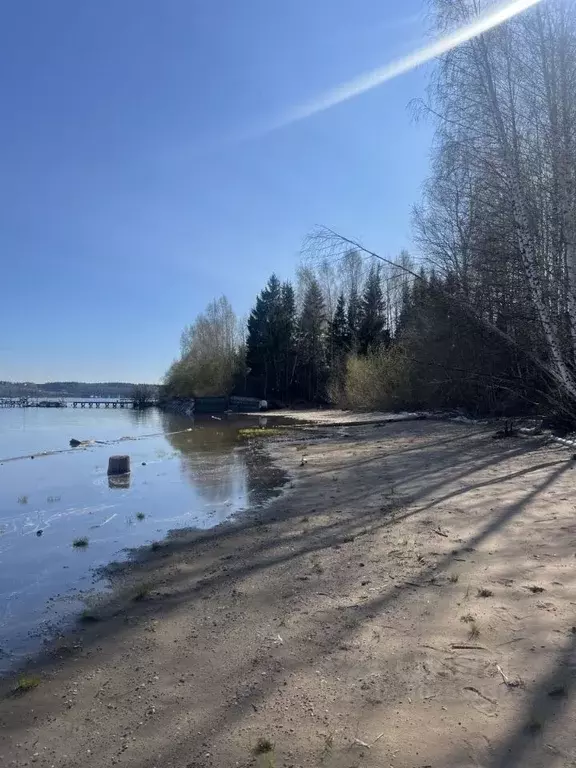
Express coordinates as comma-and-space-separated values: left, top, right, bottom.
353, 738, 370, 748
496, 663, 523, 688
451, 643, 488, 650
352, 732, 386, 750
464, 686, 497, 704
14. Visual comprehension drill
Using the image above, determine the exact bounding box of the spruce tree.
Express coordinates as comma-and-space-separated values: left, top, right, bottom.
346, 287, 361, 353
358, 264, 388, 354
279, 281, 296, 401
246, 274, 283, 398
297, 278, 327, 402
330, 293, 349, 358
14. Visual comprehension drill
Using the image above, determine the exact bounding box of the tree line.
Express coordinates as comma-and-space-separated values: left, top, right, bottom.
162, 251, 405, 406
165, 0, 576, 421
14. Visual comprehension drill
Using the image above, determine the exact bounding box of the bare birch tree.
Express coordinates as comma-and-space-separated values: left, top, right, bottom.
169, 296, 243, 397
415, 0, 576, 405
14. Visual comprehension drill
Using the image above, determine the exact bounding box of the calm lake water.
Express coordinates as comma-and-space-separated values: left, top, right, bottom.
0, 405, 285, 673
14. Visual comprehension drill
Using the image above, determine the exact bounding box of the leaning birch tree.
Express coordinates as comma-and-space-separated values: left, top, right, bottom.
415, 0, 576, 405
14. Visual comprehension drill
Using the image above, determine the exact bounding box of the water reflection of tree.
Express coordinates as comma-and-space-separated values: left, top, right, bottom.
126, 407, 158, 428
160, 413, 249, 508
243, 445, 288, 507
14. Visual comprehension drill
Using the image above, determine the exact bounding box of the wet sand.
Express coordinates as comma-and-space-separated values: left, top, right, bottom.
262, 407, 427, 424
1, 419, 575, 767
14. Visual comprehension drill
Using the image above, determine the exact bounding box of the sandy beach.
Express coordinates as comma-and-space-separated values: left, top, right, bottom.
1, 417, 575, 768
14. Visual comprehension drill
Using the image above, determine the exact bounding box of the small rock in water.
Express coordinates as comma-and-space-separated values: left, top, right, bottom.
36, 529, 43, 537
142, 462, 147, 466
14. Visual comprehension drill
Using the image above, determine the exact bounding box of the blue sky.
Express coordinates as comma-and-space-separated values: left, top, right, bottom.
0, 0, 433, 383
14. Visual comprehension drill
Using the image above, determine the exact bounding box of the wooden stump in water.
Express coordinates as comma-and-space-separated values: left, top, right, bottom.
108, 455, 130, 476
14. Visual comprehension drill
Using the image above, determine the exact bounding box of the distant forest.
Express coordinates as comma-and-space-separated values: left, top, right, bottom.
0, 382, 140, 398
164, 1, 576, 423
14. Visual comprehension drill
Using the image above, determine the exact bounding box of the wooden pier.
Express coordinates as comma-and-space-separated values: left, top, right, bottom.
0, 398, 138, 409
71, 400, 133, 408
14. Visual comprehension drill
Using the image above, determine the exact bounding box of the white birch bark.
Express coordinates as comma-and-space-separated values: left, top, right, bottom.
418, 0, 576, 401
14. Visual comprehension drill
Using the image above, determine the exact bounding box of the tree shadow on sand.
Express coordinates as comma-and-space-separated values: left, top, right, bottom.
1, 421, 574, 767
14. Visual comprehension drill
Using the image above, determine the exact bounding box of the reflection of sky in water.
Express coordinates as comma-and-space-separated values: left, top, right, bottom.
0, 408, 282, 672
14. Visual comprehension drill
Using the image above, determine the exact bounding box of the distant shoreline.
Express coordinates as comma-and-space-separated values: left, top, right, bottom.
0, 381, 153, 400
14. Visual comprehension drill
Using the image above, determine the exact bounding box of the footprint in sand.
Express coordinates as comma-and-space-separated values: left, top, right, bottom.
462, 685, 499, 717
